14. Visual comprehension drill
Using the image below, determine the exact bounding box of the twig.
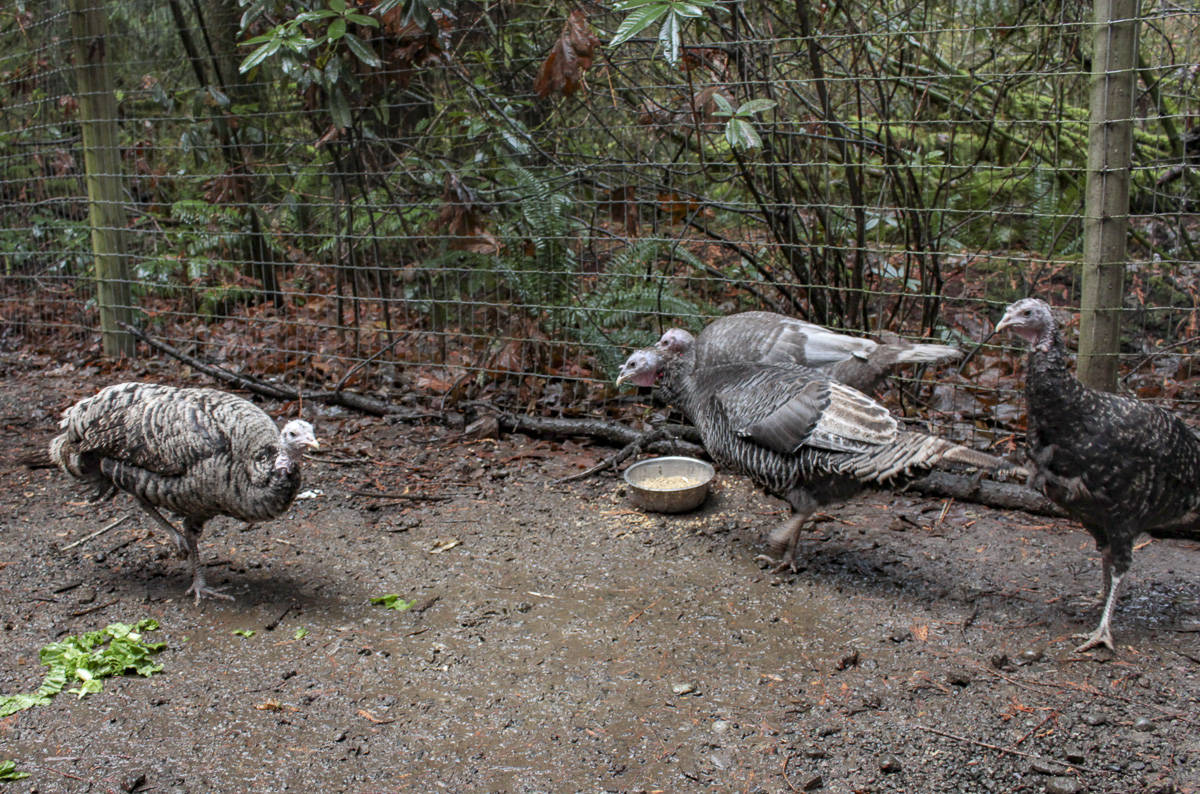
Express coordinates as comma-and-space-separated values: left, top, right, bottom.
1121, 334, 1200, 382
70, 599, 119, 618
264, 604, 293, 631
555, 427, 678, 483
119, 322, 430, 419
61, 514, 132, 551
914, 724, 1099, 773
349, 489, 454, 502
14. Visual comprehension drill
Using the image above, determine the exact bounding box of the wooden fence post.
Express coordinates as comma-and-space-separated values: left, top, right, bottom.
1077, 0, 1139, 391
69, 0, 135, 358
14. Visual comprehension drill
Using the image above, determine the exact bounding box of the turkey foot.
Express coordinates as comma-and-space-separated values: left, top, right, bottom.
1072, 626, 1115, 653
186, 571, 234, 604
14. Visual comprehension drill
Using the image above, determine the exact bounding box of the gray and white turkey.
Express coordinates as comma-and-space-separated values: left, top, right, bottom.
656, 311, 962, 394
996, 297, 1200, 652
50, 382, 319, 603
617, 345, 1017, 570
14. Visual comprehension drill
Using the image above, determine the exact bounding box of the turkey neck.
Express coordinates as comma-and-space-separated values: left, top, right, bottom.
1024, 326, 1089, 418
659, 348, 700, 417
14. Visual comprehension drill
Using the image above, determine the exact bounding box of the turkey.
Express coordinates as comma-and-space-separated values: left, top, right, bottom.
656, 311, 962, 394
49, 382, 319, 603
616, 346, 1017, 570
996, 297, 1200, 652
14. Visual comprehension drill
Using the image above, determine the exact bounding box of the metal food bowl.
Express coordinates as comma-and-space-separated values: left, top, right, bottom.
623, 456, 715, 513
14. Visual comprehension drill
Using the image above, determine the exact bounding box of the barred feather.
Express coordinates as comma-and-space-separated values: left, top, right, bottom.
49, 381, 316, 600
660, 311, 961, 393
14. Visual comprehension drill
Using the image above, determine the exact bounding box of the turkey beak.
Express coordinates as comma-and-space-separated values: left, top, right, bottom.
305, 437, 321, 451
615, 371, 630, 388
994, 311, 1014, 333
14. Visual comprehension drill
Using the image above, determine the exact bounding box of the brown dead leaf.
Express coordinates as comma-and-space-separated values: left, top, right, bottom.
255, 700, 299, 712
534, 10, 601, 98
911, 623, 929, 642
357, 708, 394, 724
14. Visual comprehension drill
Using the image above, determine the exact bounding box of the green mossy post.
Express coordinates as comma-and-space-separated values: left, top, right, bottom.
69, 0, 134, 358
1078, 0, 1139, 391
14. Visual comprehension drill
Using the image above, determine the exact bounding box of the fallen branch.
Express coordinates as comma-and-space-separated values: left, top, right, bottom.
497, 412, 1061, 516
60, 514, 132, 551
120, 323, 432, 419
349, 489, 454, 502
903, 471, 1063, 517
914, 724, 1099, 774
555, 426, 706, 484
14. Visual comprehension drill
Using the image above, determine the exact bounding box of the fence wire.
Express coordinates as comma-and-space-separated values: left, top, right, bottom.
1, 0, 1198, 447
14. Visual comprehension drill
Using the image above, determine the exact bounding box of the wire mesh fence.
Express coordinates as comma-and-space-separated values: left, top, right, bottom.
1, 0, 1198, 446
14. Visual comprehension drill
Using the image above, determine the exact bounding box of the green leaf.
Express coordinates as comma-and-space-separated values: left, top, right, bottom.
343, 33, 382, 68
711, 92, 734, 115
610, 3, 669, 48
370, 594, 415, 611
736, 98, 777, 116
347, 13, 379, 27
329, 88, 352, 129
328, 18, 347, 40
726, 117, 762, 150
673, 2, 709, 18
329, 0, 347, 11
239, 40, 280, 74
232, 629, 256, 638
0, 621, 165, 718
658, 10, 681, 65
0, 761, 29, 782
293, 627, 309, 640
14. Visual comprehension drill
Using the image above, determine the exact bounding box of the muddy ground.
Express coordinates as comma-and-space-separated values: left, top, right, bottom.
0, 354, 1198, 794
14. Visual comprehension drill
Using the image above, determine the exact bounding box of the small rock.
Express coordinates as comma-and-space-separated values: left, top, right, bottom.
123, 773, 146, 792
671, 682, 697, 696
1031, 760, 1062, 775
709, 750, 733, 770
989, 653, 1012, 670
1017, 647, 1043, 665
712, 720, 730, 734
802, 743, 827, 759
1081, 712, 1107, 727
888, 630, 911, 644
1133, 716, 1156, 732
1064, 747, 1086, 764
801, 773, 824, 790
76, 587, 96, 605
879, 755, 902, 773
946, 669, 972, 687
836, 649, 859, 670
1045, 776, 1081, 794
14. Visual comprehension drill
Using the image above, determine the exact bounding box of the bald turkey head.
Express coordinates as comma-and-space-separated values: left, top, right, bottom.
615, 349, 665, 388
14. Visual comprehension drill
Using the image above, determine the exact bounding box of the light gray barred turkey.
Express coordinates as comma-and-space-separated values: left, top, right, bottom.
50, 382, 319, 603
617, 346, 1018, 570
656, 311, 962, 394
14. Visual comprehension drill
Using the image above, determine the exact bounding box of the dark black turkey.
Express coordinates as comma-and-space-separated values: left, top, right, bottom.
996, 297, 1200, 652
617, 346, 1016, 569
657, 311, 961, 394
50, 382, 319, 603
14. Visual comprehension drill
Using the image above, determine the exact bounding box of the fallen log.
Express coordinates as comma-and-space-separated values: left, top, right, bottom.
496, 411, 1062, 517
120, 323, 433, 420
